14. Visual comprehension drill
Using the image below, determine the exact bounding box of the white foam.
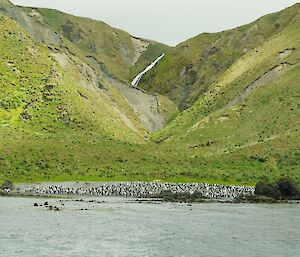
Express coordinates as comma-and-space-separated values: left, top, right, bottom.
131, 54, 165, 87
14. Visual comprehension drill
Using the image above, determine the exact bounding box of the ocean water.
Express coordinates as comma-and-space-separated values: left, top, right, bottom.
0, 197, 299, 257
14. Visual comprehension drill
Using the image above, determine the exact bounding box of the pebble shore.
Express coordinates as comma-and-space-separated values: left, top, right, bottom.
15, 182, 255, 199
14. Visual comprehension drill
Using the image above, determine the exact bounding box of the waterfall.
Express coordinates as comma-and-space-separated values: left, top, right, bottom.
131, 54, 165, 87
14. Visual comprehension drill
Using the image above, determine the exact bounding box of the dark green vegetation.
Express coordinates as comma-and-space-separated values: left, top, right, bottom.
0, 0, 299, 184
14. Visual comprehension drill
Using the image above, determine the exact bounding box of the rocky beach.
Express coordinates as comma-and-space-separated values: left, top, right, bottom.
12, 181, 255, 199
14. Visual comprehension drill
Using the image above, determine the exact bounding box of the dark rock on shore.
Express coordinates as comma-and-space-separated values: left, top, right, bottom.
232, 177, 300, 203
233, 194, 278, 204
277, 178, 300, 199
255, 177, 300, 200
255, 182, 281, 199
147, 190, 207, 203
47, 205, 61, 211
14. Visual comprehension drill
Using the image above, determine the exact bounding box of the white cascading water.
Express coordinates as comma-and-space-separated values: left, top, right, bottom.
131, 54, 165, 87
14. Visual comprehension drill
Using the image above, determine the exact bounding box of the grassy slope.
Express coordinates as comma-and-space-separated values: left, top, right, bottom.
152, 6, 300, 183
0, 14, 158, 182
0, 0, 168, 82
0, 13, 204, 184
0, 1, 177, 124
136, 4, 300, 110
0, 4, 299, 185
37, 8, 136, 82
130, 42, 171, 79
35, 7, 169, 84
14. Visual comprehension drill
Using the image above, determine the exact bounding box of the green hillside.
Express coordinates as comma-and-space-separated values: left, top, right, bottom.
153, 4, 300, 182
36, 8, 147, 82
136, 4, 300, 110
0, 1, 299, 185
0, 11, 182, 183
0, 13, 151, 182
0, 0, 167, 82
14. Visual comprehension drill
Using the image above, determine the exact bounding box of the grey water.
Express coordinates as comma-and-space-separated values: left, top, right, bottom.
0, 197, 299, 257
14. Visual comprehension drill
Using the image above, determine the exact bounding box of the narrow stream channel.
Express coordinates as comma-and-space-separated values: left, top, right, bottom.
131, 54, 165, 87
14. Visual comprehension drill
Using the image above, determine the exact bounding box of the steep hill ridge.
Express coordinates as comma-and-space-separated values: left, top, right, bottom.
0, 0, 175, 131
135, 3, 300, 110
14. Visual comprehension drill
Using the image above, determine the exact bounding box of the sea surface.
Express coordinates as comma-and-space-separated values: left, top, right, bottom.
0, 197, 299, 257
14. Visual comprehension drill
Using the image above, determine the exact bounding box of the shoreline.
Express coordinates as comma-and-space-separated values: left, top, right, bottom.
2, 181, 299, 204
2, 193, 300, 205
7, 181, 254, 199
